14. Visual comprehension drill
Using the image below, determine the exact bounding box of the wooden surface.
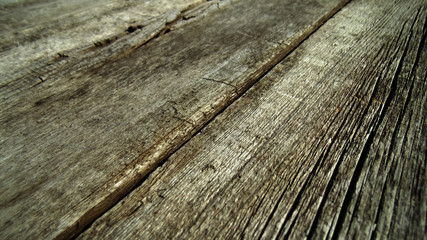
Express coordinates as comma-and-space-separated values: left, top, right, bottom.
0, 0, 350, 239
1, 0, 426, 239
78, 0, 427, 239
0, 0, 204, 88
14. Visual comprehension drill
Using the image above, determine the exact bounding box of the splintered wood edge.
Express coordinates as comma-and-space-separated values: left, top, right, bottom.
52, 1, 351, 239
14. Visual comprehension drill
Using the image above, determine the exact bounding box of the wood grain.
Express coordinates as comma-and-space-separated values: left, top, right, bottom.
0, 0, 203, 89
0, 0, 349, 239
77, 0, 427, 239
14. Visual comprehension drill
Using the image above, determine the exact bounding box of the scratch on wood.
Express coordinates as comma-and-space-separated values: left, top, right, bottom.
173, 116, 194, 126
202, 77, 239, 95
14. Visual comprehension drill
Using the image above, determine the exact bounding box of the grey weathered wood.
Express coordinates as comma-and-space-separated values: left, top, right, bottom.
0, 0, 203, 89
0, 0, 350, 239
77, 0, 427, 239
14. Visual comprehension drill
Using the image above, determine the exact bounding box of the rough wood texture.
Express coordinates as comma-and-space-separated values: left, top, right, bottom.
0, 0, 350, 239
0, 0, 203, 88
77, 0, 427, 239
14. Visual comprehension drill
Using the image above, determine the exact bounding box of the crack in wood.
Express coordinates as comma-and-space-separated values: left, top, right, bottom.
331, 7, 425, 239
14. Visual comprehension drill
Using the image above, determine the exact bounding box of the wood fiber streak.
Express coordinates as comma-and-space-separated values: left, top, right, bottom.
0, 0, 349, 239
77, 0, 427, 239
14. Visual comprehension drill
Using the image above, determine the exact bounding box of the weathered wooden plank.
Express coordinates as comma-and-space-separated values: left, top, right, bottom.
0, 0, 349, 239
77, 0, 427, 239
330, 5, 427, 239
0, 0, 203, 89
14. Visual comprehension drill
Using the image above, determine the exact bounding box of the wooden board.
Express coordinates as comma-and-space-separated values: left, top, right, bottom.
0, 0, 204, 88
77, 0, 427, 238
0, 0, 350, 239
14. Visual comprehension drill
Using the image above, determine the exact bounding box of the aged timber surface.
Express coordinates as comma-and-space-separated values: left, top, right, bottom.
0, 0, 350, 239
0, 0, 204, 89
78, 0, 427, 239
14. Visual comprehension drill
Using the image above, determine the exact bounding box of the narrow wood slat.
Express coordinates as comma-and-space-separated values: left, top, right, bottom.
0, 0, 349, 239
77, 0, 426, 238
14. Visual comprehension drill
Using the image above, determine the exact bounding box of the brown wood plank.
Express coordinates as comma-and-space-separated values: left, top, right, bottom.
0, 0, 349, 239
76, 0, 427, 239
